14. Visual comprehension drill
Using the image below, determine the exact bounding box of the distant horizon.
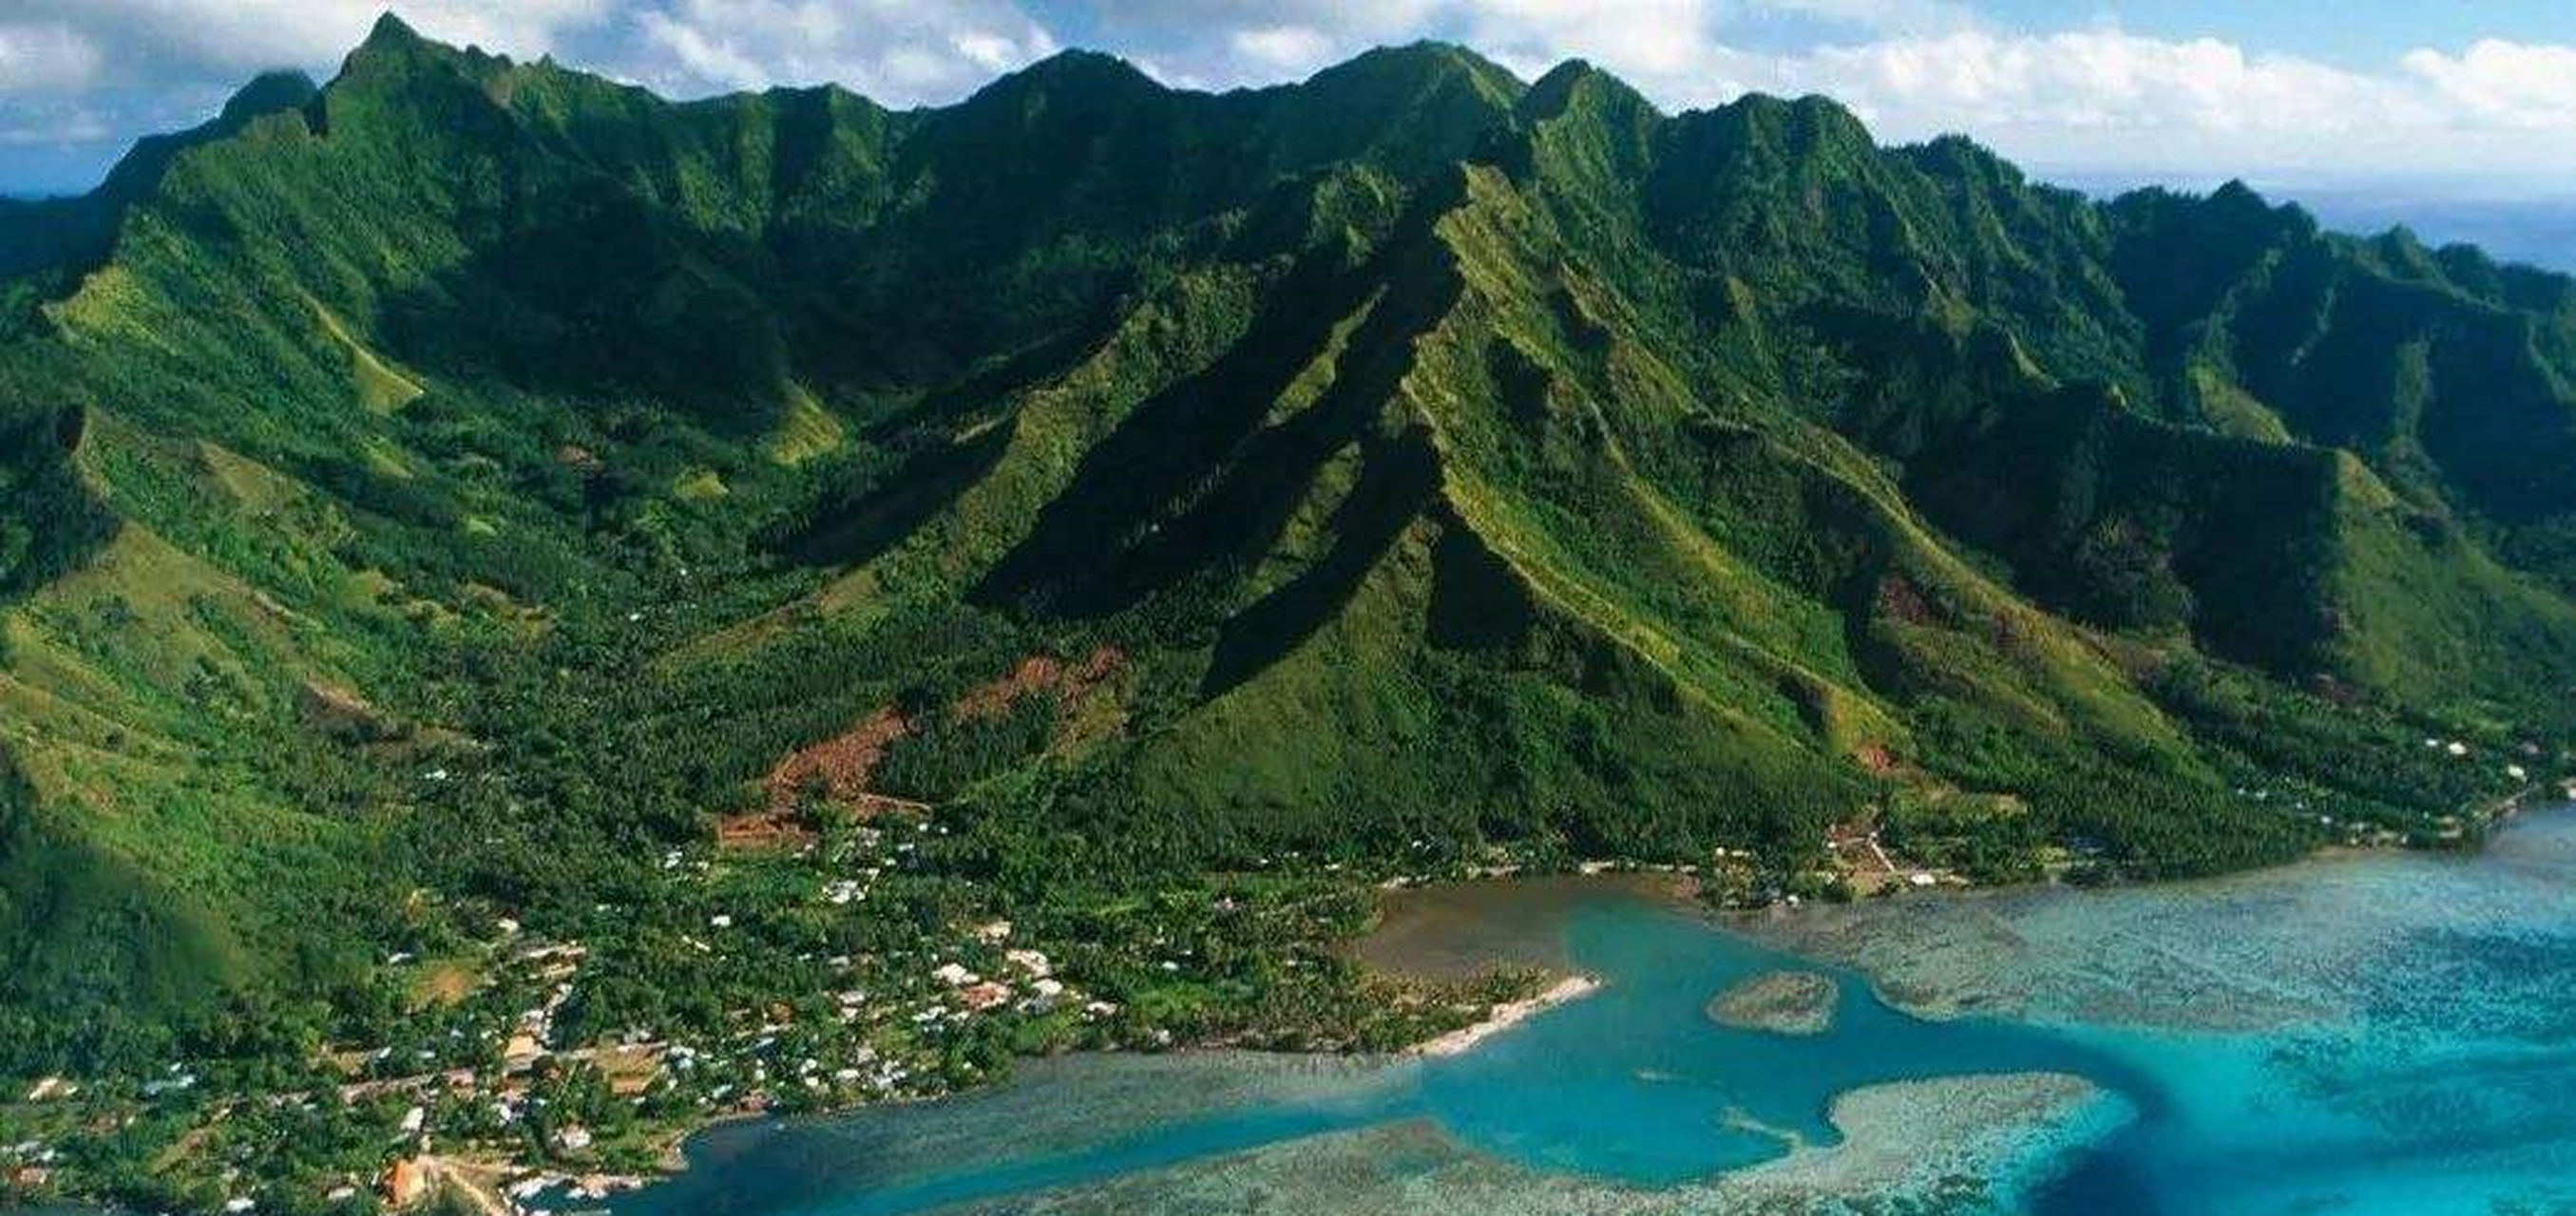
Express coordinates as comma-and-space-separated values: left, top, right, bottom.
2047, 172, 2576, 276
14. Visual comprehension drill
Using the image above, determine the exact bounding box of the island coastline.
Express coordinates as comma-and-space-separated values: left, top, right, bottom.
1405, 975, 1604, 1057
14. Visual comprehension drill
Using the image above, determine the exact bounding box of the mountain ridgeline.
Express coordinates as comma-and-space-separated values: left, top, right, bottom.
5, 16, 2576, 1070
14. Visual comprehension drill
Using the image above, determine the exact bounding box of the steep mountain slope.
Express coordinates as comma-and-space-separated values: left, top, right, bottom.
2, 19, 2571, 1086
0, 71, 320, 282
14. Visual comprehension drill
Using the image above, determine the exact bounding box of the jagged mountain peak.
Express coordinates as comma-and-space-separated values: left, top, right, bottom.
218, 69, 321, 123
363, 9, 418, 46
1517, 56, 1656, 125
1317, 40, 1521, 94
341, 8, 453, 72
970, 47, 1165, 104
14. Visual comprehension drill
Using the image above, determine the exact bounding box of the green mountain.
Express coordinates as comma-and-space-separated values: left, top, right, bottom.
4, 17, 2573, 1083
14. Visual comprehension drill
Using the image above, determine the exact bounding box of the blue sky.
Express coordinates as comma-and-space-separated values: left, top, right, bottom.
4, 1, 2575, 200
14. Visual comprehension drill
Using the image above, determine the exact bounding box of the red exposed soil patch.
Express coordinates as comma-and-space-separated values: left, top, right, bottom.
953, 647, 1124, 720
758, 706, 910, 819
727, 646, 1128, 842
1854, 742, 1900, 775
713, 808, 816, 850
1874, 573, 1936, 626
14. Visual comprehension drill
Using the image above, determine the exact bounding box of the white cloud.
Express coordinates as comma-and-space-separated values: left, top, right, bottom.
953, 30, 1030, 73
1747, 0, 1978, 37
1707, 28, 2576, 177
2401, 39, 2576, 129
1452, 0, 1732, 83
0, 104, 111, 148
626, 0, 1058, 103
0, 21, 105, 96
5, 1, 607, 91
1102, 0, 1443, 46
1230, 25, 1340, 74
633, 10, 772, 91
1088, 0, 1440, 88
1759, 29, 2385, 135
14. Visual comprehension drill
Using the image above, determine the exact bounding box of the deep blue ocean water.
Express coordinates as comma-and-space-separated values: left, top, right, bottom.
613, 810, 2576, 1216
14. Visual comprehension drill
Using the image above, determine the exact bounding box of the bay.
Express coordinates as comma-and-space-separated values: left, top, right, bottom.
610, 809, 2576, 1216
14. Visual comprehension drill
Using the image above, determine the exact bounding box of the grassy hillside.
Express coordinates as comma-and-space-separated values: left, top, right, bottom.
4, 22, 2574, 1206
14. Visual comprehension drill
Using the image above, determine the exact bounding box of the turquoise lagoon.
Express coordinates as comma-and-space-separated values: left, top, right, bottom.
612, 811, 2576, 1215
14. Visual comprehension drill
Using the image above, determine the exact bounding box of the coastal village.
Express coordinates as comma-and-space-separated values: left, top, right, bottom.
3, 808, 1138, 1215
3, 702, 2560, 1215
0, 789, 1530, 1216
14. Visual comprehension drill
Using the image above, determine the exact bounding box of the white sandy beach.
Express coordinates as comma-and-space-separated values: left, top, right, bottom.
1408, 975, 1603, 1057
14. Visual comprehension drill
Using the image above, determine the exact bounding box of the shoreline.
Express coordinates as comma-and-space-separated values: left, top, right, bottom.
348, 816, 2576, 1213
611, 973, 1608, 1214
1405, 974, 1603, 1057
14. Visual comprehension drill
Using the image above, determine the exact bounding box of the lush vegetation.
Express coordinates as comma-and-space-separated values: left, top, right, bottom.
3, 18, 2573, 1212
